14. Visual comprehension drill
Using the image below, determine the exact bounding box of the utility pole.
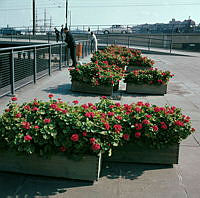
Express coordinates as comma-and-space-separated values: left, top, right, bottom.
65, 0, 68, 28
44, 9, 47, 32
70, 10, 72, 28
33, 0, 36, 35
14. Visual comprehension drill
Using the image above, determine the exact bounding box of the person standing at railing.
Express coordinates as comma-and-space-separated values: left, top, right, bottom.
60, 25, 64, 42
64, 27, 77, 67
54, 27, 60, 42
90, 32, 98, 52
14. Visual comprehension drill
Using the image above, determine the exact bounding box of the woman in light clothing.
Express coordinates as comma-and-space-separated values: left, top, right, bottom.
91, 32, 98, 52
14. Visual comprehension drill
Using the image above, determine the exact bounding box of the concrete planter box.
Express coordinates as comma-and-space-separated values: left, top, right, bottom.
0, 150, 102, 181
126, 83, 167, 95
105, 143, 179, 165
71, 80, 113, 95
126, 66, 152, 72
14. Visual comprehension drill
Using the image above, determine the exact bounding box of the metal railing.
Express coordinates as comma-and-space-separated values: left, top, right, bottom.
0, 40, 91, 98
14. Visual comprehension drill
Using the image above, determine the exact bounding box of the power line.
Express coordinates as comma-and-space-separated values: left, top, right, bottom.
0, 2, 200, 11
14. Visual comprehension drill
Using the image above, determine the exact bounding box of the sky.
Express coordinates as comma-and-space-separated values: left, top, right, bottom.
0, 0, 199, 29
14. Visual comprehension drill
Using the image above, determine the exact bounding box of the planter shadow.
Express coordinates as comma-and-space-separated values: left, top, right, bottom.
43, 83, 102, 97
0, 171, 93, 198
101, 162, 172, 180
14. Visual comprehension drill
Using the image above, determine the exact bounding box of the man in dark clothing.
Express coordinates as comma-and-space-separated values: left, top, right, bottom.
54, 27, 60, 42
64, 27, 77, 67
60, 25, 64, 42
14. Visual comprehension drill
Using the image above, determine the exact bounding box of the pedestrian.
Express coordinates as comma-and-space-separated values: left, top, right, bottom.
54, 27, 60, 42
91, 32, 98, 52
60, 25, 64, 42
63, 27, 77, 67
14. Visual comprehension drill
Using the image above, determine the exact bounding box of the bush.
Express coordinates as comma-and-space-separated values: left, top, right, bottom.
124, 68, 174, 85
0, 96, 195, 158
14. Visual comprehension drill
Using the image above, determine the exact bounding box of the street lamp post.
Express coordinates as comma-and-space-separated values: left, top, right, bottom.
33, 0, 36, 35
65, 0, 68, 28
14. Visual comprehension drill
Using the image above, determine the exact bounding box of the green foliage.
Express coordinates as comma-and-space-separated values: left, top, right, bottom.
0, 96, 195, 158
124, 68, 174, 85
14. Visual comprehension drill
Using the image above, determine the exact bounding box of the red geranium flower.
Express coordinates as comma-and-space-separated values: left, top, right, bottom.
24, 105, 31, 111
101, 96, 107, 99
114, 124, 122, 133
15, 113, 22, 118
71, 134, 79, 142
92, 143, 101, 151
152, 125, 159, 131
174, 120, 184, 127
21, 121, 30, 129
104, 122, 110, 130
48, 94, 54, 98
123, 134, 130, 140
59, 146, 67, 152
72, 100, 79, 104
115, 102, 121, 107
135, 107, 142, 112
82, 131, 87, 136
107, 112, 115, 116
24, 135, 32, 141
90, 138, 96, 144
135, 123, 143, 130
135, 132, 141, 138
145, 114, 152, 119
11, 97, 18, 101
142, 119, 150, 125
50, 104, 58, 109
44, 118, 51, 124
81, 104, 89, 109
116, 116, 122, 120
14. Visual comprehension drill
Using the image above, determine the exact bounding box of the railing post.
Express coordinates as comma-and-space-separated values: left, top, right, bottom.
48, 45, 51, 75
59, 44, 62, 70
10, 49, 15, 95
85, 41, 88, 56
82, 42, 84, 59
170, 33, 173, 54
48, 33, 50, 44
148, 34, 151, 51
66, 47, 70, 66
128, 36, 130, 48
107, 35, 109, 46
33, 47, 37, 83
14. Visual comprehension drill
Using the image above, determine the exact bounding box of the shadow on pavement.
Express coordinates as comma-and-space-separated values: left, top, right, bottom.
0, 171, 93, 198
101, 162, 173, 180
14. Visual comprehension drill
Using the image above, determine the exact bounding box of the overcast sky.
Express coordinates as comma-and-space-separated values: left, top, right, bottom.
0, 0, 199, 28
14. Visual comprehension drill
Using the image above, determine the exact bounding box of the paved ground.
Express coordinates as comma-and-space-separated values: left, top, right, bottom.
0, 50, 200, 198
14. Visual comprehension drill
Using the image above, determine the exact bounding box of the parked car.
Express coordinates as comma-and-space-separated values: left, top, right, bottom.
102, 25, 132, 34
0, 27, 22, 35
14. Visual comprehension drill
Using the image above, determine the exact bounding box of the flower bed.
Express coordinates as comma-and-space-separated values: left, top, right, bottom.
124, 68, 173, 94
91, 45, 154, 72
69, 61, 124, 94
127, 55, 154, 72
0, 96, 195, 178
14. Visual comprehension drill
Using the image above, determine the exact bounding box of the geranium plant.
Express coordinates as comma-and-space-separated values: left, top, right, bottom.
96, 98, 195, 149
0, 96, 195, 158
69, 61, 124, 87
124, 68, 174, 85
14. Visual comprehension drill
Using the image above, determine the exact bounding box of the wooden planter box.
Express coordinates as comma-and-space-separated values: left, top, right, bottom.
71, 81, 113, 95
126, 83, 167, 95
0, 150, 102, 181
126, 66, 152, 72
105, 143, 179, 165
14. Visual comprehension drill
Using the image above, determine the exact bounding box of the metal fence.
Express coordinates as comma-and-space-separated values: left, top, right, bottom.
0, 40, 91, 98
